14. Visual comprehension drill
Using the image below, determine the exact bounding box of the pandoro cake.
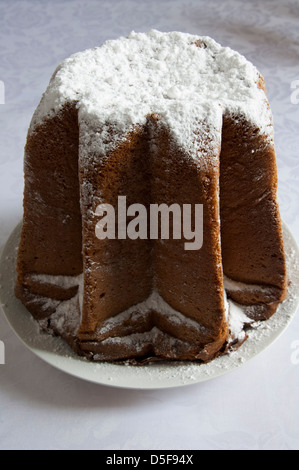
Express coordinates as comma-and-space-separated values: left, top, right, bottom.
15, 30, 287, 363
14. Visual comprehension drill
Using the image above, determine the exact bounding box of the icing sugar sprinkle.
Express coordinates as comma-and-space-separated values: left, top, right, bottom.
30, 30, 273, 154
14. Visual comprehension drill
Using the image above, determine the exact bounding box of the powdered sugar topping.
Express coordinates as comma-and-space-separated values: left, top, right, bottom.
29, 30, 273, 154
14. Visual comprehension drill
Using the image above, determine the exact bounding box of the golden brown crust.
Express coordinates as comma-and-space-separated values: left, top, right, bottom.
220, 113, 287, 297
16, 104, 82, 280
15, 102, 287, 363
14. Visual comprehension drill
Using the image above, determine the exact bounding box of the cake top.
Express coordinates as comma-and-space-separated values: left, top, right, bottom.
30, 30, 273, 154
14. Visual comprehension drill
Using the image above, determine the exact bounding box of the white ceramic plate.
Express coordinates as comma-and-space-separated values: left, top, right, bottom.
0, 222, 299, 389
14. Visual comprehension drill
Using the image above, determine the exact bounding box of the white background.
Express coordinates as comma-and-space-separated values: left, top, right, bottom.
0, 0, 299, 450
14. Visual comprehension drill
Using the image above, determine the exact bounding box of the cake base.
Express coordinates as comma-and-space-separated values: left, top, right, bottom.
0, 221, 298, 389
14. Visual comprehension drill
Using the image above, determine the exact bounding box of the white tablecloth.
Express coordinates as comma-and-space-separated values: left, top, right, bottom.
0, 0, 299, 450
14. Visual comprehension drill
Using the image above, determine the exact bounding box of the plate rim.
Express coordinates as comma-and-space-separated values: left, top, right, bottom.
0, 221, 299, 390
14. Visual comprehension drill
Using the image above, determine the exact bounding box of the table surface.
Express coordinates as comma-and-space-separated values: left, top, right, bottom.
0, 0, 299, 451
